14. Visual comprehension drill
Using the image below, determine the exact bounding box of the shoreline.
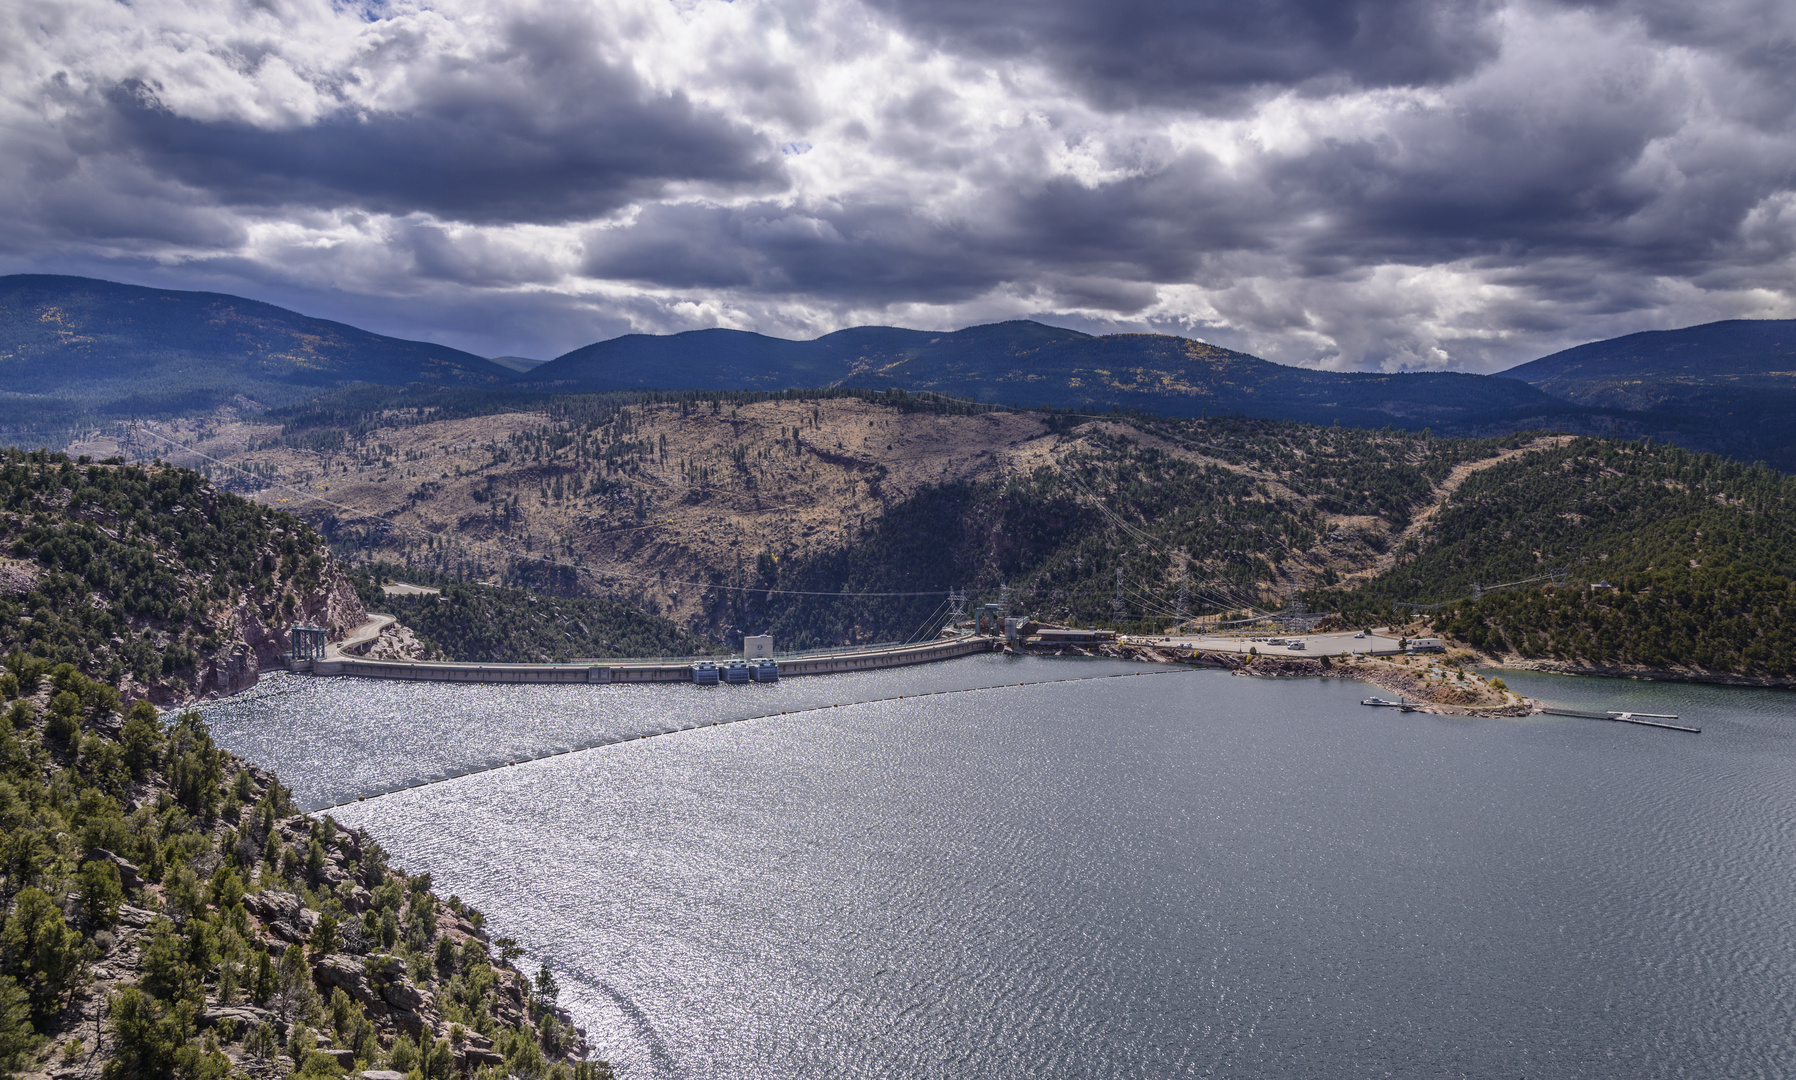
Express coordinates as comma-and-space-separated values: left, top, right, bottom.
1019, 641, 1533, 716
1476, 656, 1796, 691
167, 584, 1796, 713
199, 632, 1792, 723
1032, 638, 1792, 710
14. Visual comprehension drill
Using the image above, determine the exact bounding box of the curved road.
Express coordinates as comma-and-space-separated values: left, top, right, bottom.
325, 614, 395, 659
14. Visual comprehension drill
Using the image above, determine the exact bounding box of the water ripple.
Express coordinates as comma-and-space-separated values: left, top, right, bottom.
202, 658, 1796, 1079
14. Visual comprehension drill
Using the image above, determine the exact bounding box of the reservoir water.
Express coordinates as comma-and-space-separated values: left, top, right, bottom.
201, 656, 1796, 1079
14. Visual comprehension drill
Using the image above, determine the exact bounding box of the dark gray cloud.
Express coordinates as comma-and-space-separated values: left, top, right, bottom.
567, 0, 1796, 367
583, 200, 1019, 302
98, 7, 782, 225
580, 156, 1282, 309
865, 0, 1504, 109
1, 0, 1791, 370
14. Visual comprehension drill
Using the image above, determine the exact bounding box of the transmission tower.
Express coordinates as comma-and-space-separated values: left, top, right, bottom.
948, 587, 967, 623
1174, 558, 1190, 622
998, 582, 1011, 618
1111, 566, 1126, 626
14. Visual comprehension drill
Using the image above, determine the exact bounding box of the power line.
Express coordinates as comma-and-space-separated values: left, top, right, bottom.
900, 597, 954, 645
1393, 568, 1570, 614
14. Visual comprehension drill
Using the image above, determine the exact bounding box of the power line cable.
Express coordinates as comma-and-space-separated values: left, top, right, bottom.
901, 598, 953, 645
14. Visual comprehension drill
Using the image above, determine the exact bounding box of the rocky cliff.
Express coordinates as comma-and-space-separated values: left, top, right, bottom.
0, 450, 386, 705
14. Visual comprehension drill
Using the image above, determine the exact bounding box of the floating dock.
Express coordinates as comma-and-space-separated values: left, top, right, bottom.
1539, 708, 1701, 733
1364, 697, 1699, 731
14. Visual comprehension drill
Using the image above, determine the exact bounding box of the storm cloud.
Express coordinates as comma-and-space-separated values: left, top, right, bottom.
1, 0, 1792, 369
96, 7, 782, 226
862, 0, 1507, 109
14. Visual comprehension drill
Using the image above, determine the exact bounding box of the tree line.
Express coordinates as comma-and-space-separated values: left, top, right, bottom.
1322, 438, 1796, 677
0, 450, 332, 692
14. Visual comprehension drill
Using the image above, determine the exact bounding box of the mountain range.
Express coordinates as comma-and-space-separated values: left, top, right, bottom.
0, 274, 508, 428
3, 273, 1792, 467
1502, 320, 1796, 468
518, 321, 1588, 433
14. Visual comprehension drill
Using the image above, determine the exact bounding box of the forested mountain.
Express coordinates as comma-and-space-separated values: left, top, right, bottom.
9, 276, 1795, 470
135, 388, 1507, 652
522, 320, 1588, 432
0, 449, 367, 700
0, 451, 603, 1080
1326, 438, 1796, 680
349, 567, 709, 663
519, 318, 1796, 466
696, 419, 1527, 648
738, 424, 1796, 680
121, 382, 1794, 679
1500, 319, 1796, 470
1503, 319, 1796, 407
0, 276, 508, 434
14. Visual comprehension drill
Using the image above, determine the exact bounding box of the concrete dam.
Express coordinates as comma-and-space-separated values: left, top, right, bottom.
288, 632, 1000, 685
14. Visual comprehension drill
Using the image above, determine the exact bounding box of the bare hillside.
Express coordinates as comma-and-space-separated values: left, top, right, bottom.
76, 398, 1520, 631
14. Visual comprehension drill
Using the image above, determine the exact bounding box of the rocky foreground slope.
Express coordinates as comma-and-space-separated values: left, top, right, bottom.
0, 453, 606, 1080
1, 668, 597, 1080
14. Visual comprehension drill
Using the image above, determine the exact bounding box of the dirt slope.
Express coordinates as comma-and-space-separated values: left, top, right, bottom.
75, 403, 1529, 626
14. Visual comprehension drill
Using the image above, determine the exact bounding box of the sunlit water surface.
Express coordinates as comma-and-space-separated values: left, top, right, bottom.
201, 656, 1796, 1079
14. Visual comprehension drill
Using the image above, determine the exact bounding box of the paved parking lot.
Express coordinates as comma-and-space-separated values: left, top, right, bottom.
1125, 630, 1407, 656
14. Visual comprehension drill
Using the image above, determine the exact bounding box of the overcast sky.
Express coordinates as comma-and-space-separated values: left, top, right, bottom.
3, 0, 1793, 368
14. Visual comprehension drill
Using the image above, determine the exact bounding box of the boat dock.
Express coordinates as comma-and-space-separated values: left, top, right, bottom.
1364, 696, 1700, 732
1538, 708, 1701, 733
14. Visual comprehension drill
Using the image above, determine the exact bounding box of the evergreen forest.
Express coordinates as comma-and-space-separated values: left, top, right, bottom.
350, 567, 709, 663
0, 450, 338, 695
0, 456, 607, 1079
1325, 438, 1796, 677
